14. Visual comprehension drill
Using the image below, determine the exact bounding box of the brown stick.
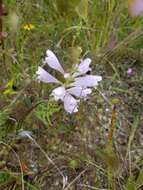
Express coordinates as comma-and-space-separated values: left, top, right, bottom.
0, 0, 3, 41
108, 105, 116, 142
0, 0, 8, 76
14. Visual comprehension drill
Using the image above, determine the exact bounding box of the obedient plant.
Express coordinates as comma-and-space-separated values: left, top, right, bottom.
36, 50, 102, 114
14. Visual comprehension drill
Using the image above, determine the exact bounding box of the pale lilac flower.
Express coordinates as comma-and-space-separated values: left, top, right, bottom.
67, 87, 92, 99
71, 75, 102, 88
64, 94, 79, 113
129, 0, 143, 17
50, 86, 66, 101
36, 50, 102, 114
45, 50, 65, 74
50, 86, 79, 113
73, 58, 91, 77
36, 66, 60, 84
127, 68, 133, 76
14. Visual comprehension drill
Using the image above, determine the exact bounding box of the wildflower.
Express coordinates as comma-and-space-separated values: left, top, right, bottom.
127, 68, 133, 76
36, 50, 102, 114
23, 23, 35, 31
128, 0, 143, 17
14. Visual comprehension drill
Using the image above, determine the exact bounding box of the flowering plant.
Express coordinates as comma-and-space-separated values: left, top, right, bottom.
36, 50, 102, 114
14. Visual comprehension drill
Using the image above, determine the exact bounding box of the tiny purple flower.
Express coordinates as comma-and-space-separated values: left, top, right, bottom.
127, 68, 133, 76
129, 0, 143, 17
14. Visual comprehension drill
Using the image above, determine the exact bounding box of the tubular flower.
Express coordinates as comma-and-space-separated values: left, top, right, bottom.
36, 50, 102, 114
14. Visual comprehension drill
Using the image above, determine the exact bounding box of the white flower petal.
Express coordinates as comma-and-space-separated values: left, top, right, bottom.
64, 73, 70, 79
63, 94, 79, 114
51, 86, 66, 101
67, 87, 92, 99
72, 75, 102, 88
18, 130, 32, 138
45, 50, 65, 74
36, 67, 60, 84
73, 58, 91, 77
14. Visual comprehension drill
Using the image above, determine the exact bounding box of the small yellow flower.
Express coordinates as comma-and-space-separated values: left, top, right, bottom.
23, 23, 35, 31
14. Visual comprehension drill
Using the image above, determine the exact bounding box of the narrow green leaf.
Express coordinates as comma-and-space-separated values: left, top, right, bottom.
136, 170, 143, 188
125, 176, 136, 190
